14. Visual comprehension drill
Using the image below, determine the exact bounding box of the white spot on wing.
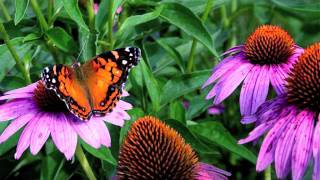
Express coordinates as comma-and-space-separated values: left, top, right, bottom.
125, 47, 130, 52
122, 60, 128, 65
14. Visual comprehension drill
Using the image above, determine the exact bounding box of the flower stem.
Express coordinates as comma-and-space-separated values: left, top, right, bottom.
85, 0, 95, 31
0, 23, 31, 84
30, 0, 49, 31
186, 0, 213, 73
107, 0, 114, 50
264, 166, 271, 180
75, 143, 97, 180
47, 0, 54, 26
0, 0, 11, 21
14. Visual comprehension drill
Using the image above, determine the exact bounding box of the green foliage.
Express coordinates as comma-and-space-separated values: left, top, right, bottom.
0, 0, 319, 179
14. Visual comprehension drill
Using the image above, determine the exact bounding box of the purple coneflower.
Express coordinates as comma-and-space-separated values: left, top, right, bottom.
239, 43, 320, 180
203, 25, 303, 120
116, 116, 231, 180
0, 81, 132, 160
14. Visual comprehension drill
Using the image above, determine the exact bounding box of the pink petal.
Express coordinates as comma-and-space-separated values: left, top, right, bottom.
94, 119, 111, 147
14, 115, 38, 159
101, 113, 125, 126
221, 45, 243, 56
5, 82, 37, 95
116, 100, 132, 110
240, 66, 260, 116
274, 111, 303, 178
213, 62, 253, 104
240, 115, 257, 124
256, 111, 294, 171
0, 93, 33, 100
313, 116, 320, 179
250, 65, 270, 114
0, 99, 36, 121
203, 55, 244, 89
197, 162, 231, 180
71, 116, 101, 148
122, 91, 129, 97
30, 113, 52, 155
291, 111, 314, 180
270, 65, 287, 95
51, 113, 77, 160
0, 113, 34, 143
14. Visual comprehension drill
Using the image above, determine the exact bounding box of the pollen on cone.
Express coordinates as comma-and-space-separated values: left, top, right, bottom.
117, 116, 199, 180
244, 25, 295, 65
286, 43, 320, 111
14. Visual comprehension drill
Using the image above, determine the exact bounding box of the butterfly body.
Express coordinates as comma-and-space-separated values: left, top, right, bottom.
41, 47, 141, 120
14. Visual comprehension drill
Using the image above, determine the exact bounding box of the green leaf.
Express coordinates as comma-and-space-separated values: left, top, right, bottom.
163, 119, 214, 154
159, 3, 217, 56
14, 0, 30, 25
79, 27, 97, 62
161, 70, 211, 106
156, 39, 185, 73
189, 121, 257, 164
23, 33, 41, 42
46, 27, 77, 53
272, 0, 320, 13
0, 37, 32, 82
140, 59, 161, 112
62, 0, 89, 31
81, 141, 117, 165
95, 0, 124, 32
0, 122, 21, 156
169, 101, 186, 124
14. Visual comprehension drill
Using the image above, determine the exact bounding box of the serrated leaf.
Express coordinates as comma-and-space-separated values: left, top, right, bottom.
189, 121, 257, 164
14, 0, 30, 25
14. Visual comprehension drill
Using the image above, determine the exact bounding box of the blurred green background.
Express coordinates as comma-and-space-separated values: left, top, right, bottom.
0, 0, 319, 179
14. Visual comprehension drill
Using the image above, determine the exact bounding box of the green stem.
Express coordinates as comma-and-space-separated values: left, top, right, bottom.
186, 0, 213, 73
264, 166, 271, 180
0, 23, 31, 84
75, 143, 97, 180
47, 0, 54, 26
107, 0, 114, 50
30, 0, 49, 31
0, 0, 11, 21
86, 0, 95, 31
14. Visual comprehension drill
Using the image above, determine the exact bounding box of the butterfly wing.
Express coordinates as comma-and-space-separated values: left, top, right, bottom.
41, 64, 92, 120
83, 47, 141, 116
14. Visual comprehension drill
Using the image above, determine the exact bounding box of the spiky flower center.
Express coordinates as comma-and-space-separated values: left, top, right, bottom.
287, 43, 320, 112
244, 25, 295, 65
117, 116, 199, 180
33, 82, 68, 112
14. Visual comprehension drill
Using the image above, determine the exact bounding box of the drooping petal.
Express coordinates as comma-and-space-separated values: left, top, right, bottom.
196, 162, 231, 180
71, 116, 101, 148
93, 119, 111, 147
240, 115, 257, 124
0, 99, 36, 121
250, 65, 270, 114
240, 66, 260, 115
5, 82, 37, 95
256, 110, 295, 171
270, 65, 288, 95
211, 62, 253, 104
14, 114, 39, 159
0, 113, 34, 143
313, 118, 320, 180
116, 100, 132, 110
274, 111, 303, 178
221, 45, 243, 56
30, 113, 52, 155
291, 111, 314, 180
101, 113, 125, 126
51, 113, 77, 160
203, 55, 244, 89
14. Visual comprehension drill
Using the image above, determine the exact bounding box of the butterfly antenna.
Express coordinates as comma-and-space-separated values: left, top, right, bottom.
76, 33, 90, 62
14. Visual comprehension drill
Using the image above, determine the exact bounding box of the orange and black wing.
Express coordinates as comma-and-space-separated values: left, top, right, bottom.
41, 64, 92, 120
83, 47, 141, 116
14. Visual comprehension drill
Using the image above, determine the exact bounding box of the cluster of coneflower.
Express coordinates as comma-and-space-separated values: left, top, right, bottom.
1, 24, 320, 180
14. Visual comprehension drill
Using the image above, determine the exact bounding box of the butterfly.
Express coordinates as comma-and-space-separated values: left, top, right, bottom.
41, 47, 141, 120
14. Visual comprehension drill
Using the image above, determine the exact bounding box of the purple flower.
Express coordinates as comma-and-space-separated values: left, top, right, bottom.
239, 43, 320, 180
203, 25, 303, 120
116, 116, 231, 180
0, 81, 132, 160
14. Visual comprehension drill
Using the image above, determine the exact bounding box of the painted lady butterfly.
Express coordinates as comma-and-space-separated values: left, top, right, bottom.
41, 47, 141, 120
